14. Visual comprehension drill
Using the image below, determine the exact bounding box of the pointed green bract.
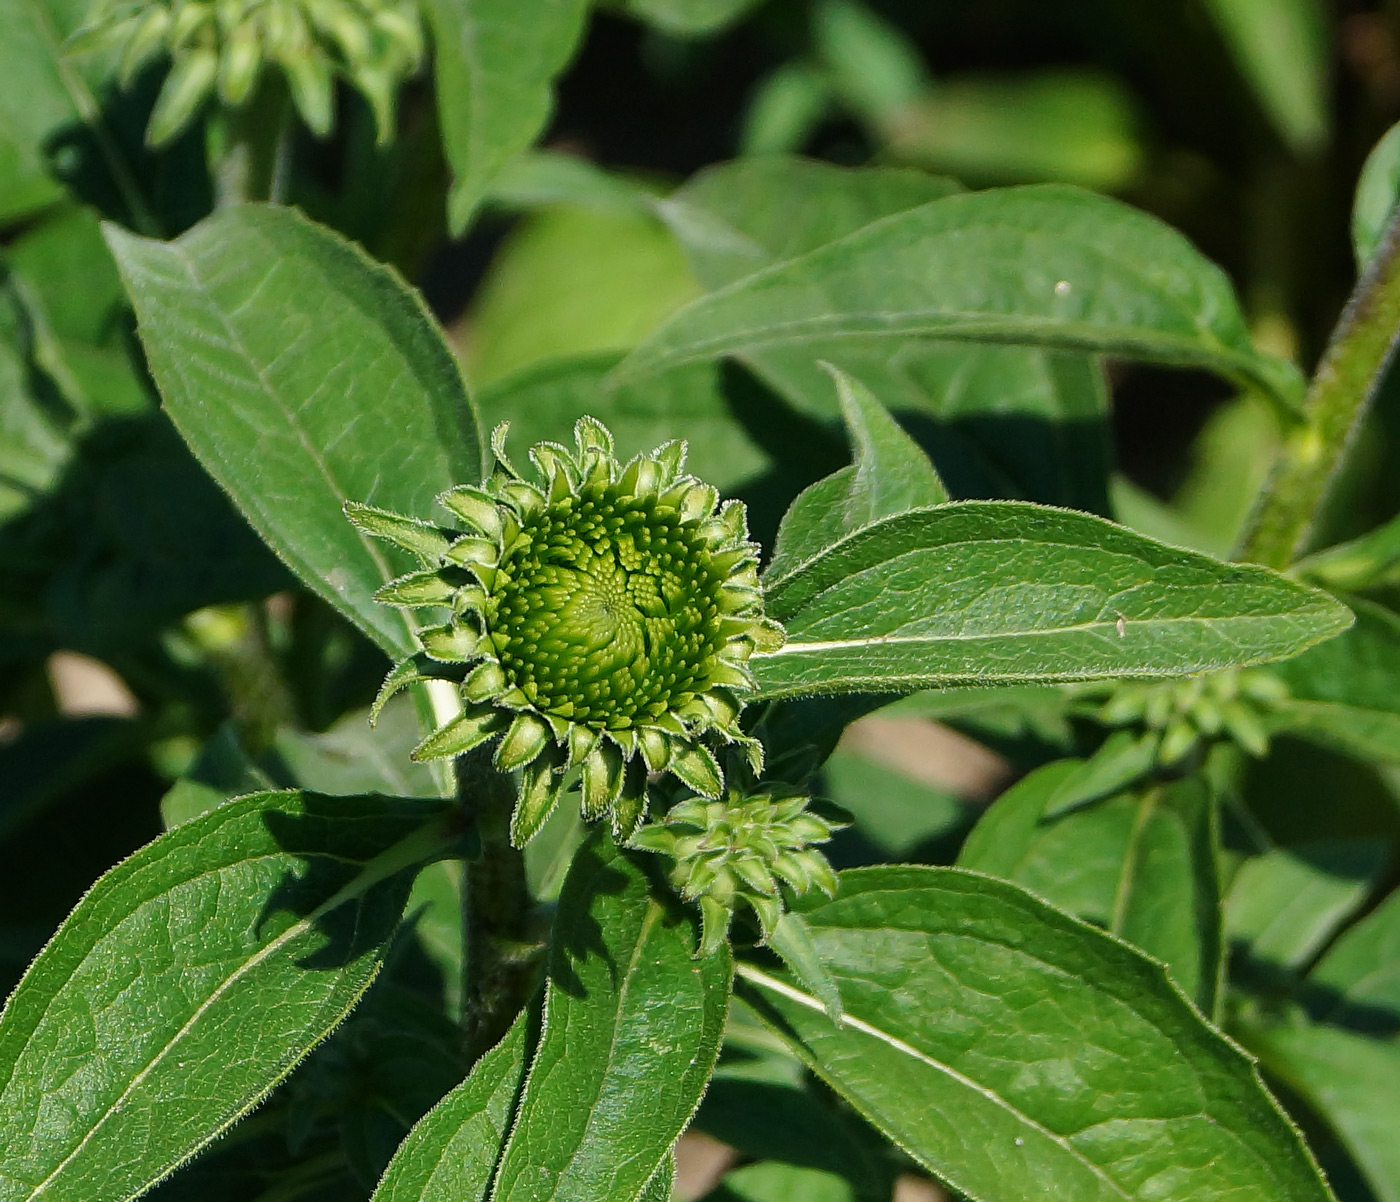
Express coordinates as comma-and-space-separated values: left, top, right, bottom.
71, 0, 424, 145
632, 776, 844, 955
353, 417, 781, 844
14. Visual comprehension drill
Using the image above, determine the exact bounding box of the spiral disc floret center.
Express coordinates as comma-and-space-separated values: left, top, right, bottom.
492, 486, 726, 728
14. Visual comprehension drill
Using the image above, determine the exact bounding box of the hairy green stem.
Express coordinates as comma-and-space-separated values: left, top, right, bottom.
457, 746, 534, 1062
1238, 202, 1400, 567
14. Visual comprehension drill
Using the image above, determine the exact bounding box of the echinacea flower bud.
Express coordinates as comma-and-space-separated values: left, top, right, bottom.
630, 780, 845, 957
1093, 667, 1288, 769
348, 418, 785, 848
68, 0, 423, 145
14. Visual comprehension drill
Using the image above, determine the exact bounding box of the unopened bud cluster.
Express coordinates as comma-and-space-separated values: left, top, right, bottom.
70, 0, 423, 145
1094, 668, 1289, 769
631, 783, 843, 956
349, 418, 783, 848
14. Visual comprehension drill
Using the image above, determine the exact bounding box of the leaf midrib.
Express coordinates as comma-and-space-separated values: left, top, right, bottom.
736, 962, 1132, 1200
158, 235, 417, 656
18, 818, 444, 1199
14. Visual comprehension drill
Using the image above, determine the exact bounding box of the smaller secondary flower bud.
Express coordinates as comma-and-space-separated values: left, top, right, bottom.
631, 779, 845, 957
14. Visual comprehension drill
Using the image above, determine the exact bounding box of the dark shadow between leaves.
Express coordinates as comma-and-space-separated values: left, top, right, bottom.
255, 795, 440, 973
548, 835, 632, 999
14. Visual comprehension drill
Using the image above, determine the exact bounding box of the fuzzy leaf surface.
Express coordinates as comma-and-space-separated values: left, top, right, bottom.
623, 184, 1303, 410
767, 366, 946, 580
961, 769, 1222, 1011
105, 206, 481, 661
0, 789, 455, 1202
427, 0, 591, 233
661, 158, 1112, 512
738, 867, 1334, 1202
488, 838, 730, 1202
753, 501, 1351, 697
371, 1009, 530, 1202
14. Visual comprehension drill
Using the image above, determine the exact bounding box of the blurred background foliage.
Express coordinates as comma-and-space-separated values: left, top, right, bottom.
7, 0, 1400, 1198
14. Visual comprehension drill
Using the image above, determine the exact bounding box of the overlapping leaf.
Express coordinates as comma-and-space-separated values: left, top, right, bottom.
0, 789, 457, 1202
488, 837, 730, 1202
105, 206, 482, 661
754, 501, 1352, 697
739, 866, 1335, 1202
624, 183, 1304, 411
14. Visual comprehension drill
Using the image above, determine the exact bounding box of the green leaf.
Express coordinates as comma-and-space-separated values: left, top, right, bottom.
710, 1162, 856, 1202
1270, 598, 1400, 765
962, 768, 1223, 1012
625, 0, 762, 36
622, 183, 1304, 412
1041, 729, 1158, 819
371, 1007, 530, 1202
767, 366, 946, 580
753, 501, 1352, 698
739, 64, 833, 157
273, 698, 447, 800
819, 745, 968, 859
738, 867, 1335, 1202
104, 205, 482, 661
426, 0, 592, 234
662, 157, 961, 293
0, 789, 459, 1202
698, 1039, 891, 1200
1308, 885, 1400, 1033
1246, 1024, 1400, 1202
0, 0, 95, 222
1225, 840, 1386, 973
885, 69, 1143, 190
487, 151, 653, 215
1202, 0, 1329, 156
812, 0, 925, 128
477, 353, 769, 495
1353, 122, 1400, 269
661, 157, 1111, 513
467, 205, 700, 386
488, 837, 731, 1202
638, 1153, 677, 1202
1295, 512, 1400, 592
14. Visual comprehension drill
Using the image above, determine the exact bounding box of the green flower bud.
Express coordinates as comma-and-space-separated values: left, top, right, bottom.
631, 780, 845, 957
349, 418, 783, 848
146, 44, 218, 145
73, 0, 424, 144
1090, 667, 1287, 772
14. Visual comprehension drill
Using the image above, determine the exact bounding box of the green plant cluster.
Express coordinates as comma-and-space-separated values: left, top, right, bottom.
8, 3, 1400, 1202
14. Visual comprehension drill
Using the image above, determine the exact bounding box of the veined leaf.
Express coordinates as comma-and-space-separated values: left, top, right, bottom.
621, 184, 1303, 412
738, 866, 1335, 1202
105, 206, 482, 662
754, 501, 1351, 698
426, 0, 592, 234
1270, 599, 1400, 766
0, 789, 459, 1202
488, 837, 730, 1202
767, 365, 946, 580
962, 770, 1223, 1012
371, 1008, 531, 1202
661, 158, 1112, 512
